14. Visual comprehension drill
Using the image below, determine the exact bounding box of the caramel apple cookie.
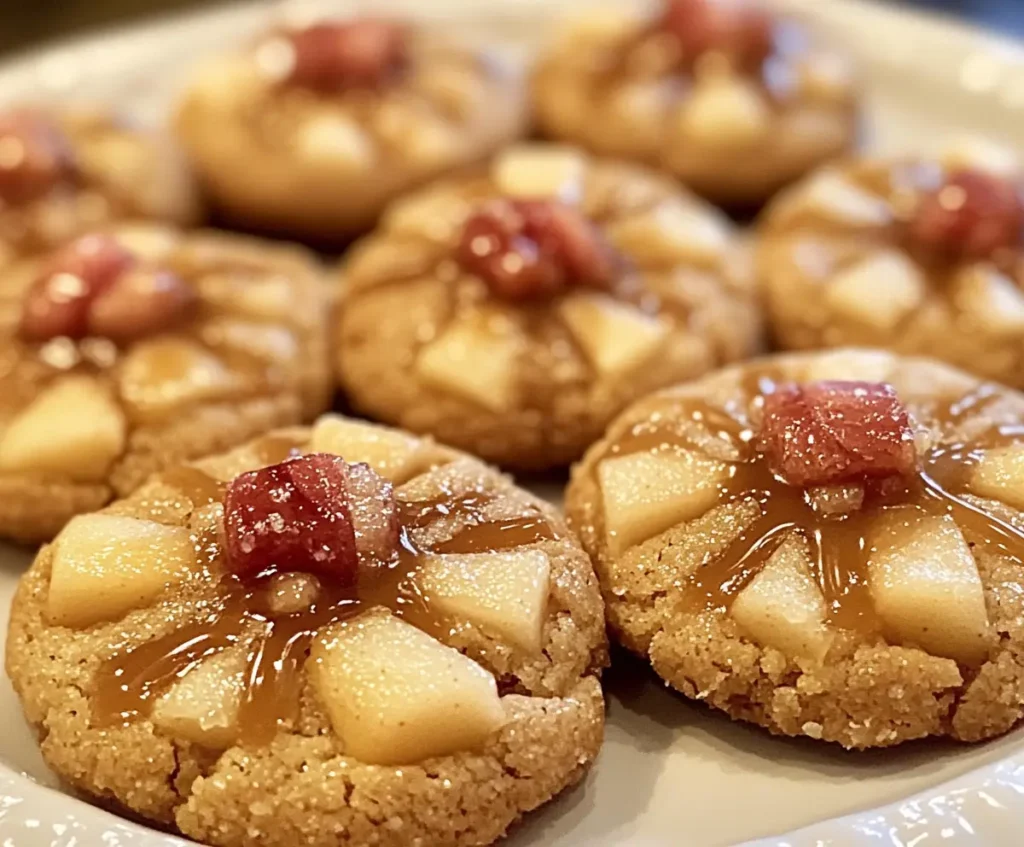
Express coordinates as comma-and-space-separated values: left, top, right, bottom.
335, 143, 762, 470
532, 0, 858, 208
0, 107, 202, 268
757, 143, 1024, 387
567, 348, 1024, 749
175, 17, 528, 241
0, 223, 330, 542
6, 415, 607, 847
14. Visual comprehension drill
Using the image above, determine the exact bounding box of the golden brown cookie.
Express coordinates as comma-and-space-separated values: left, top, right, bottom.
757, 142, 1024, 387
567, 348, 1024, 749
6, 415, 607, 847
335, 143, 762, 470
0, 223, 331, 542
0, 106, 202, 268
532, 0, 858, 208
175, 17, 528, 241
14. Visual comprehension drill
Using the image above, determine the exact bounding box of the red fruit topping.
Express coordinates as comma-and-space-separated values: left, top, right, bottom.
457, 199, 618, 300
661, 0, 774, 69
283, 20, 408, 91
344, 462, 399, 563
0, 109, 75, 206
908, 170, 1023, 258
224, 453, 400, 582
225, 453, 358, 582
758, 381, 917, 488
19, 234, 136, 342
88, 267, 197, 344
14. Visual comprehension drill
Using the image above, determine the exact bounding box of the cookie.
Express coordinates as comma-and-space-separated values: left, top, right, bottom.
0, 106, 202, 269
6, 415, 608, 847
757, 142, 1024, 387
532, 0, 857, 208
566, 348, 1024, 749
0, 223, 331, 542
175, 17, 528, 241
335, 143, 762, 470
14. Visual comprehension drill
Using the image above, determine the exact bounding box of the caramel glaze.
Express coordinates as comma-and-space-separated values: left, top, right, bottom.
604, 379, 1024, 638
94, 441, 556, 746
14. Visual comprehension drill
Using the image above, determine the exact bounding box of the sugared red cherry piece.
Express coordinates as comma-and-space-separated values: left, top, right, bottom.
908, 170, 1023, 258
457, 199, 618, 300
225, 453, 359, 582
758, 381, 917, 488
661, 0, 774, 69
0, 109, 75, 206
224, 453, 400, 583
284, 20, 409, 91
88, 267, 197, 344
20, 234, 136, 342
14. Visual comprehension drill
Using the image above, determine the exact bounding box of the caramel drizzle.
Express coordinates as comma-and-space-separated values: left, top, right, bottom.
94, 447, 556, 746
607, 381, 1024, 634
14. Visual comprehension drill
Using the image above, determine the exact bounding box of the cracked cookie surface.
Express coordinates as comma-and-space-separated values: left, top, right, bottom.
175, 17, 528, 241
6, 416, 607, 846
567, 349, 1024, 748
336, 143, 762, 470
0, 223, 331, 542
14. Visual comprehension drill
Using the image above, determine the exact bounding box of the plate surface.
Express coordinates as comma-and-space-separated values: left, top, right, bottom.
3, 1, 1024, 845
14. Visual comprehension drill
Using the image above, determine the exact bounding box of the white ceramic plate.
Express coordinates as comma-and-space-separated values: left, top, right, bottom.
4, 1, 1024, 845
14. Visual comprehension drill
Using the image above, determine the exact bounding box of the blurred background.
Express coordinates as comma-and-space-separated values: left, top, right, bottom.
0, 0, 1022, 57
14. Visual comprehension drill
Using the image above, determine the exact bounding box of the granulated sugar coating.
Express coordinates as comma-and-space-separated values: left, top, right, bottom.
567, 349, 1024, 749
6, 418, 607, 847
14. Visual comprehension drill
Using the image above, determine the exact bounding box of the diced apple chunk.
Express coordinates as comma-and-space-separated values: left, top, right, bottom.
119, 337, 240, 422
561, 293, 669, 377
599, 448, 731, 555
731, 537, 833, 662
298, 114, 375, 168
606, 202, 730, 266
310, 416, 425, 483
418, 550, 551, 653
415, 313, 523, 412
152, 647, 247, 748
310, 610, 505, 765
970, 446, 1024, 510
825, 250, 926, 331
677, 77, 771, 148
868, 508, 990, 665
0, 376, 126, 482
492, 144, 586, 202
797, 172, 891, 228
47, 514, 195, 628
954, 265, 1024, 335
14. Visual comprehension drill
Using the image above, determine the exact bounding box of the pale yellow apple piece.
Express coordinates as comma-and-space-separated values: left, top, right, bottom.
825, 250, 926, 331
415, 313, 523, 413
731, 537, 833, 662
599, 448, 731, 555
492, 144, 586, 202
47, 514, 195, 628
868, 508, 990, 665
954, 265, 1024, 335
796, 172, 891, 228
418, 550, 551, 653
310, 610, 505, 765
298, 113, 375, 168
152, 647, 247, 748
119, 337, 240, 423
970, 445, 1024, 510
677, 77, 771, 148
0, 376, 126, 483
383, 190, 469, 244
606, 201, 731, 266
560, 293, 669, 377
802, 349, 893, 383
310, 416, 424, 483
